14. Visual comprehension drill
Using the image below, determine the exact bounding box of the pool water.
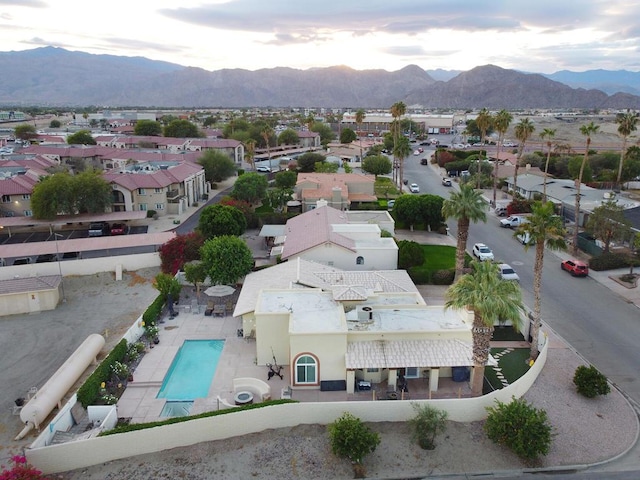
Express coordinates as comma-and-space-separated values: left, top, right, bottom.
157, 339, 225, 401
160, 401, 194, 418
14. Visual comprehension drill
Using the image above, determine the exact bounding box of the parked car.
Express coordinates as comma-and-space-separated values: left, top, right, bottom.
500, 214, 530, 228
110, 223, 128, 235
442, 177, 452, 187
498, 263, 520, 282
495, 206, 508, 216
36, 253, 57, 263
62, 252, 80, 260
387, 200, 395, 210
409, 183, 420, 193
472, 243, 494, 261
413, 150, 420, 156
13, 257, 32, 265
561, 259, 589, 277
88, 221, 110, 237
256, 165, 271, 173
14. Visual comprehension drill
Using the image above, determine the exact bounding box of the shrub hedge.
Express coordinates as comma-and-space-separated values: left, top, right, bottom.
588, 252, 632, 271
142, 294, 165, 326
76, 339, 128, 408
573, 365, 610, 398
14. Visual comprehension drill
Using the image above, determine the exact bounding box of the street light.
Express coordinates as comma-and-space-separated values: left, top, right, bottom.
54, 233, 66, 303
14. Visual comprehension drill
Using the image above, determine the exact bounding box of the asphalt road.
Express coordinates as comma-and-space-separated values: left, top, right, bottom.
404, 148, 640, 407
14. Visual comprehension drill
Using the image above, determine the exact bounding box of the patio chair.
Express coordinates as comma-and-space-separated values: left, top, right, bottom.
205, 301, 214, 316
213, 304, 225, 316
225, 301, 235, 315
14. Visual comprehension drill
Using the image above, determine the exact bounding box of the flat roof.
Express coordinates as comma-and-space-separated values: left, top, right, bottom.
346, 306, 468, 333
257, 290, 344, 334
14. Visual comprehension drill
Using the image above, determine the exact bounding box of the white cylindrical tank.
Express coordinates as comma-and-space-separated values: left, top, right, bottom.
16, 334, 105, 440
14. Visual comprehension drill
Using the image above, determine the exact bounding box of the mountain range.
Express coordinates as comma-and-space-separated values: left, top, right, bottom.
1, 47, 640, 110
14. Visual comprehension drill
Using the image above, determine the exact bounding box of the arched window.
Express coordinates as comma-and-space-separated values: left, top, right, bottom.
356, 256, 364, 265
295, 354, 317, 384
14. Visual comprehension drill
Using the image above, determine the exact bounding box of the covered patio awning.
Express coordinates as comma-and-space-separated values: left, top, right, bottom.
259, 225, 286, 237
346, 339, 475, 369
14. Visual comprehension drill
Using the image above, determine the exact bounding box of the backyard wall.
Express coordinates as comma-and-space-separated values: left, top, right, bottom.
0, 253, 160, 281
26, 334, 549, 474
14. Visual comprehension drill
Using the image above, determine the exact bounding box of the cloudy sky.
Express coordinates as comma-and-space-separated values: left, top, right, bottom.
1, 0, 639, 73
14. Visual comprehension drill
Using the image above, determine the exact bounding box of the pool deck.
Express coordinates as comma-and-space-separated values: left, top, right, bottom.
117, 300, 511, 424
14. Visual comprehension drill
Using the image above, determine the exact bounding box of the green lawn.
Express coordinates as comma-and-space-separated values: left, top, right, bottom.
484, 348, 531, 393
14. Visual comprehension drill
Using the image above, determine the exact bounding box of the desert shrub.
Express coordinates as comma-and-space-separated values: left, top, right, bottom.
328, 412, 380, 478
432, 269, 455, 285
589, 252, 631, 271
408, 403, 448, 450
484, 397, 553, 462
573, 365, 610, 398
146, 209, 157, 219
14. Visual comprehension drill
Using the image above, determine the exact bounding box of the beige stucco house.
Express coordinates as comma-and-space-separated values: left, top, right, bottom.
295, 172, 377, 211
278, 205, 397, 270
0, 275, 62, 315
234, 258, 474, 395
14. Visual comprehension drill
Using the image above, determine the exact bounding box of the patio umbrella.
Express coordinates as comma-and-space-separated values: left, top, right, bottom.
204, 285, 236, 297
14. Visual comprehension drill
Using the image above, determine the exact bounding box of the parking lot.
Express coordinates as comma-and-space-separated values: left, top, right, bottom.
0, 225, 150, 265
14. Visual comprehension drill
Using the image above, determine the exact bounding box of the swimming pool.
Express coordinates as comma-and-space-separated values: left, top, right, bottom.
157, 339, 225, 401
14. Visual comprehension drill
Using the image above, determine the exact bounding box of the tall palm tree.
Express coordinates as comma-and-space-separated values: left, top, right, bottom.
476, 108, 492, 145
615, 113, 639, 190
573, 122, 599, 255
355, 109, 366, 162
492, 110, 513, 207
445, 260, 524, 396
261, 126, 274, 164
244, 139, 256, 171
391, 102, 406, 188
442, 184, 488, 281
515, 201, 566, 360
393, 135, 411, 189
539, 128, 556, 202
513, 118, 535, 196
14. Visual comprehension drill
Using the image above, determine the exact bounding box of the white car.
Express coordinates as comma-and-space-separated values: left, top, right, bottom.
413, 150, 420, 156
409, 183, 420, 193
498, 263, 520, 282
472, 243, 494, 261
256, 165, 271, 173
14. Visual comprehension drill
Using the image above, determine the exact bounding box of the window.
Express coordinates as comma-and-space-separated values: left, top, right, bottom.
1, 195, 10, 203
356, 256, 364, 265
154, 188, 162, 193
295, 354, 317, 385
22, 194, 30, 200
139, 204, 147, 211
23, 210, 33, 217
138, 188, 146, 195
155, 203, 164, 210
367, 368, 379, 373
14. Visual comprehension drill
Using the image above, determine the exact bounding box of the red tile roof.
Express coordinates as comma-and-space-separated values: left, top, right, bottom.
281, 206, 355, 259
103, 162, 203, 189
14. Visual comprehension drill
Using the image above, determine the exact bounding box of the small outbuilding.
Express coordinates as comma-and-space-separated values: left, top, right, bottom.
0, 275, 62, 316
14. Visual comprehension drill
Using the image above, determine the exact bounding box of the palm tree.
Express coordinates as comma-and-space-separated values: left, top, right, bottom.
261, 126, 274, 164
513, 118, 535, 196
442, 184, 488, 281
355, 109, 366, 162
573, 122, 599, 255
515, 201, 566, 360
445, 261, 524, 396
492, 110, 513, 207
476, 108, 492, 145
391, 102, 406, 188
539, 128, 556, 202
615, 113, 639, 190
244, 139, 256, 171
393, 136, 411, 189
